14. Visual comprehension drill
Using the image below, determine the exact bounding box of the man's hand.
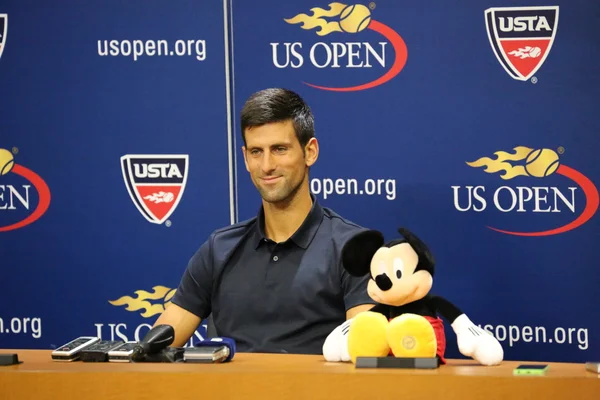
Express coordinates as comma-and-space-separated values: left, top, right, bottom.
346, 304, 375, 320
153, 303, 201, 347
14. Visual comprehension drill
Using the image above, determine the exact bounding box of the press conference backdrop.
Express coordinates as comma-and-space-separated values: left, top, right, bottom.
0, 0, 598, 364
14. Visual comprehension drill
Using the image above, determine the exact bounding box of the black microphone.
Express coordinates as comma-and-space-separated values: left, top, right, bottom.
131, 325, 174, 362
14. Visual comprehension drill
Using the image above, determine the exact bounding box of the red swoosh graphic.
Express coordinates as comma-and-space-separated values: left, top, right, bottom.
303, 20, 408, 92
0, 164, 51, 232
488, 165, 599, 236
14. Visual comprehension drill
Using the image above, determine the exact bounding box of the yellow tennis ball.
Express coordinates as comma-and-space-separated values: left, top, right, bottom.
0, 148, 15, 176
525, 148, 560, 177
339, 4, 371, 33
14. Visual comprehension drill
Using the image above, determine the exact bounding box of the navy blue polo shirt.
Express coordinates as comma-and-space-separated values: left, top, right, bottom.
171, 194, 375, 354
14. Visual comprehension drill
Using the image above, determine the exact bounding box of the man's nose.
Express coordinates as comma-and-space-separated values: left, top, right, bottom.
261, 152, 276, 173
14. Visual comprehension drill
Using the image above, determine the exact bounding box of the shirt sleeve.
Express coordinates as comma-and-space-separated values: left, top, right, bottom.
341, 267, 378, 311
170, 235, 214, 320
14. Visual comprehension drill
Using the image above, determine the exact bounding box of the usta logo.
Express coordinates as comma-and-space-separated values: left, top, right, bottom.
0, 148, 51, 232
485, 6, 559, 81
452, 146, 598, 236
121, 154, 189, 225
272, 2, 408, 91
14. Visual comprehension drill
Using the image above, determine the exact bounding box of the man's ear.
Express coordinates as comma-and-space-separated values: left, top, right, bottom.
304, 137, 319, 167
342, 230, 385, 277
242, 145, 250, 172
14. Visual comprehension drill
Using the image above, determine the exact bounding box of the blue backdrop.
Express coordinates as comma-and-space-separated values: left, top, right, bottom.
1, 0, 598, 363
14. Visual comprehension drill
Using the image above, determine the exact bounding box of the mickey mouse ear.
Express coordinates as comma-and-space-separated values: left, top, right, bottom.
397, 227, 435, 273
342, 230, 385, 277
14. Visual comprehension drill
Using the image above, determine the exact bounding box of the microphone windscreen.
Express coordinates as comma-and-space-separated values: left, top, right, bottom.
140, 325, 175, 354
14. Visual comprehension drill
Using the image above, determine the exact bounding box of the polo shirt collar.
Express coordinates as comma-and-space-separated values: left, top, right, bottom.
254, 194, 324, 250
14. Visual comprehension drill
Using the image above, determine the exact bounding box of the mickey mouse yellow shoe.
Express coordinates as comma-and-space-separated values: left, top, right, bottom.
347, 311, 390, 363
387, 313, 437, 358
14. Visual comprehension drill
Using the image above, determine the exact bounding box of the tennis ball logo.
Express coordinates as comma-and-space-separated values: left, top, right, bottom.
163, 192, 174, 203
0, 148, 15, 175
467, 146, 562, 180
284, 3, 374, 36
524, 149, 560, 177
529, 47, 541, 58
339, 5, 371, 33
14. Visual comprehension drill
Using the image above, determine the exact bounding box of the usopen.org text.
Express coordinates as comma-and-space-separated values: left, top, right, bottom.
97, 39, 206, 61
0, 316, 42, 339
310, 177, 396, 200
480, 323, 588, 350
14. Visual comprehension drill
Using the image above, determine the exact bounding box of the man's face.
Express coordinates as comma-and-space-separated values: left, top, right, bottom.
243, 120, 315, 204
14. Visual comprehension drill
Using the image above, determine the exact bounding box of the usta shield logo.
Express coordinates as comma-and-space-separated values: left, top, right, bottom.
485, 6, 559, 81
274, 2, 408, 91
0, 148, 51, 232
121, 155, 189, 225
0, 14, 7, 60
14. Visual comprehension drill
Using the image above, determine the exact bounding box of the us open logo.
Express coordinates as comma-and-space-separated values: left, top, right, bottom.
272, 2, 408, 91
485, 6, 559, 82
120, 155, 189, 226
0, 147, 51, 232
452, 146, 598, 236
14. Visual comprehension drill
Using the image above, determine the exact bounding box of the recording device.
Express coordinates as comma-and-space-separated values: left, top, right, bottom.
183, 346, 229, 363
79, 340, 125, 362
131, 324, 182, 363
513, 364, 549, 375
51, 337, 100, 361
107, 342, 138, 363
193, 337, 236, 363
585, 362, 600, 374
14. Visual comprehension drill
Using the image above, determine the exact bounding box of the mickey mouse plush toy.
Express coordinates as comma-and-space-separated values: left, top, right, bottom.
323, 228, 504, 366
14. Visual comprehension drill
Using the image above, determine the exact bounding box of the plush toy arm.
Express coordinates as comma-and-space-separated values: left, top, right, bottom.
429, 295, 463, 323
322, 319, 352, 362
430, 296, 503, 366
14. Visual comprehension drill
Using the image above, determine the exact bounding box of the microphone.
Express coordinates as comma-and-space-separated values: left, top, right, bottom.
131, 325, 175, 362
195, 337, 236, 362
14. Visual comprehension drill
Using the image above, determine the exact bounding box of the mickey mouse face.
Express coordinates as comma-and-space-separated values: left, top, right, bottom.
367, 242, 432, 307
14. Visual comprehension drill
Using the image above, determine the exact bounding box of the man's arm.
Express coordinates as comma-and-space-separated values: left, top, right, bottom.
153, 303, 202, 347
346, 303, 374, 319
341, 264, 377, 319
154, 237, 214, 347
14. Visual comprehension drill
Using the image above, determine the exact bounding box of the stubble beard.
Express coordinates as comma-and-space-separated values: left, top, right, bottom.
257, 173, 305, 204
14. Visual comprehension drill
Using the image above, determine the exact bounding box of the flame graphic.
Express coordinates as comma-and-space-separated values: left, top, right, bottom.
109, 285, 176, 318
508, 46, 541, 59
284, 2, 348, 36
143, 191, 174, 204
467, 146, 537, 180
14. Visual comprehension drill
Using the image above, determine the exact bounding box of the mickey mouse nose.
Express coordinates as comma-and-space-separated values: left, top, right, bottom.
375, 274, 393, 291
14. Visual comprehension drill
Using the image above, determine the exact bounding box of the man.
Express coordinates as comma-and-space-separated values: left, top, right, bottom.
154, 88, 375, 354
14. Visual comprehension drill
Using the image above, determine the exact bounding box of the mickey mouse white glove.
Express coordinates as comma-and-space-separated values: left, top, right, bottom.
322, 319, 352, 362
451, 314, 504, 366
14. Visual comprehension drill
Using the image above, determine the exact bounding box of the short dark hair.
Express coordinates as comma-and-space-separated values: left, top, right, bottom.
240, 88, 315, 148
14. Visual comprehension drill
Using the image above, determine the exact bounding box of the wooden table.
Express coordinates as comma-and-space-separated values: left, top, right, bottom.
1, 350, 599, 399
